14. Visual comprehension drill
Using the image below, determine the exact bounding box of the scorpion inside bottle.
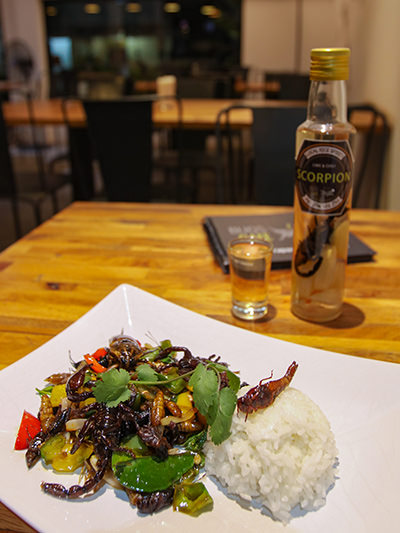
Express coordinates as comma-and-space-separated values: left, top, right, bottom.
291, 48, 356, 322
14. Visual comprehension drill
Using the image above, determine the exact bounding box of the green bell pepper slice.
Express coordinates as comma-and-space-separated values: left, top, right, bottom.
112, 453, 195, 492
173, 482, 213, 516
40, 434, 93, 472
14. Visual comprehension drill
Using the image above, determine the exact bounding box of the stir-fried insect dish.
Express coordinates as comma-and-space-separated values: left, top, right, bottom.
16, 332, 337, 523
20, 334, 243, 515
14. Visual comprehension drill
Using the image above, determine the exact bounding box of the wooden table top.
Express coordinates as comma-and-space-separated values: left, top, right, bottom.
1, 202, 399, 531
233, 79, 281, 94
2, 97, 378, 132
132, 79, 281, 95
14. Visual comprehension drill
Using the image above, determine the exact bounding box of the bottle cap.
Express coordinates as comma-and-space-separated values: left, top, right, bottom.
310, 48, 350, 81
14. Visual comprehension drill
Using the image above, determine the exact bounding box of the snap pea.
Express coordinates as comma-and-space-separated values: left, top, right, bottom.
113, 453, 195, 492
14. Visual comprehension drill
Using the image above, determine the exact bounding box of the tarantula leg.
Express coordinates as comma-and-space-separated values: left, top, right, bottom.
137, 425, 170, 459
51, 408, 71, 435
26, 408, 71, 468
110, 446, 136, 460
70, 419, 94, 454
119, 402, 139, 421
66, 366, 94, 402
41, 460, 107, 499
25, 432, 46, 469
40, 482, 70, 498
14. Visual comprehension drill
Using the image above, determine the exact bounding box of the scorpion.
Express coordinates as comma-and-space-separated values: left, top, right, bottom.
37, 355, 174, 500
40, 402, 139, 498
39, 385, 171, 500
24, 337, 222, 513
237, 361, 298, 419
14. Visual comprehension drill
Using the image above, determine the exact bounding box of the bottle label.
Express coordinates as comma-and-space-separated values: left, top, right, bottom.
295, 139, 353, 215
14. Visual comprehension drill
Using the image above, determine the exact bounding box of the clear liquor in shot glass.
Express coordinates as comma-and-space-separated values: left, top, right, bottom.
228, 236, 273, 321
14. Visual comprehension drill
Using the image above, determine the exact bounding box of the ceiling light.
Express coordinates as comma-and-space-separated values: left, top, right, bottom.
209, 7, 221, 19
84, 3, 101, 14
46, 6, 58, 16
200, 5, 216, 16
164, 2, 181, 13
126, 2, 142, 13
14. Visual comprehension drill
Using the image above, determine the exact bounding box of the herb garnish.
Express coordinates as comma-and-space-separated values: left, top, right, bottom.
189, 363, 238, 444
93, 368, 131, 407
136, 363, 167, 383
93, 357, 239, 445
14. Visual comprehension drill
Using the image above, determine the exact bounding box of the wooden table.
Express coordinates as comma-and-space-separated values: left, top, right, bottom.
0, 202, 399, 531
2, 97, 383, 203
2, 97, 378, 133
1, 98, 309, 201
233, 79, 281, 95
132, 79, 281, 96
2, 97, 305, 129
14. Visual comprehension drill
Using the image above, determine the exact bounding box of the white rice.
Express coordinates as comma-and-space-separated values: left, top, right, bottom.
204, 387, 338, 523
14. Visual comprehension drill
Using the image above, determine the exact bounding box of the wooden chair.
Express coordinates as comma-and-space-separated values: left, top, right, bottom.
177, 77, 217, 99
7, 89, 73, 212
0, 103, 51, 240
83, 97, 153, 202
264, 72, 310, 100
84, 95, 202, 202
174, 78, 220, 200
53, 98, 95, 201
215, 105, 306, 205
215, 104, 249, 203
348, 104, 390, 208
251, 106, 306, 205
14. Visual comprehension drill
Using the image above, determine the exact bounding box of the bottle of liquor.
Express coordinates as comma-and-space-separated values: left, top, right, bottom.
291, 48, 356, 322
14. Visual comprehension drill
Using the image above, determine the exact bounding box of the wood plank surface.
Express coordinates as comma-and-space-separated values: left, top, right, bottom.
2, 98, 378, 132
1, 98, 304, 129
1, 202, 399, 531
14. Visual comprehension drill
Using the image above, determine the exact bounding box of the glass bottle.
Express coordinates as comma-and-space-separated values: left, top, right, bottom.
291, 48, 356, 322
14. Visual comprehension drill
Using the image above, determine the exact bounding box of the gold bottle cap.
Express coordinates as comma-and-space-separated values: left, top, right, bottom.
310, 48, 350, 81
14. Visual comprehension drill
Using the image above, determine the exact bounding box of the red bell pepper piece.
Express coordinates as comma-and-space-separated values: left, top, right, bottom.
91, 347, 107, 360
84, 351, 107, 373
14, 410, 41, 450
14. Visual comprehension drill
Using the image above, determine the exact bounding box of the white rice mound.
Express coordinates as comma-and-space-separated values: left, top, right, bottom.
204, 387, 338, 523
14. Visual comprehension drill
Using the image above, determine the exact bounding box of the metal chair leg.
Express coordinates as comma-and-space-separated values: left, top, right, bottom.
11, 199, 22, 239
32, 202, 42, 228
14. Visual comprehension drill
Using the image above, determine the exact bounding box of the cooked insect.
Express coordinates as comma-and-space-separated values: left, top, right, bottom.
294, 218, 331, 277
237, 361, 298, 419
17, 333, 299, 517
38, 394, 55, 433
294, 211, 349, 277
25, 408, 71, 468
19, 335, 241, 515
41, 402, 138, 498
150, 389, 165, 426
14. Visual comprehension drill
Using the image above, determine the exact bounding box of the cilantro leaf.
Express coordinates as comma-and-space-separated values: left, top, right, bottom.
136, 364, 167, 383
205, 396, 219, 426
137, 364, 160, 382
209, 387, 237, 445
93, 368, 131, 407
208, 363, 241, 393
190, 362, 240, 444
189, 364, 219, 420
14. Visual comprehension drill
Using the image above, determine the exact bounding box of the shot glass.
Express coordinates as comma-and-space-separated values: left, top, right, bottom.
228, 236, 273, 321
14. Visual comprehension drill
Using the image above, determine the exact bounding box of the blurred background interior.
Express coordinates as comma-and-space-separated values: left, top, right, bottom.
0, 0, 398, 250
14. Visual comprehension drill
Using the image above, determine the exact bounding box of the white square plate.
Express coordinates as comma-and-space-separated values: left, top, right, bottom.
0, 284, 399, 532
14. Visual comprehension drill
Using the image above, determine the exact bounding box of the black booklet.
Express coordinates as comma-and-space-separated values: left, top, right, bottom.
203, 212, 376, 274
